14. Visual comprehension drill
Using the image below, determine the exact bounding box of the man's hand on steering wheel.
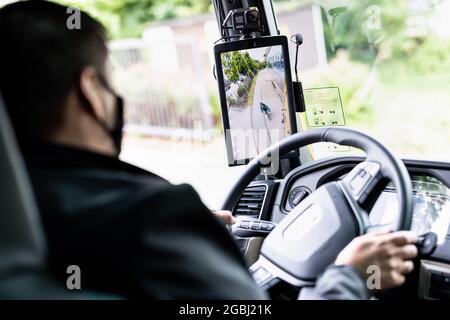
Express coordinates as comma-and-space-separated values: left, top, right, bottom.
336, 231, 418, 289
212, 210, 237, 225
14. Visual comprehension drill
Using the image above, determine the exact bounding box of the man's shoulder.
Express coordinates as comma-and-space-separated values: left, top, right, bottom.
31, 163, 201, 210
126, 182, 208, 218
24, 141, 168, 185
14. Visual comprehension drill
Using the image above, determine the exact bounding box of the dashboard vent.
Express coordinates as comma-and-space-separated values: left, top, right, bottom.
234, 185, 267, 218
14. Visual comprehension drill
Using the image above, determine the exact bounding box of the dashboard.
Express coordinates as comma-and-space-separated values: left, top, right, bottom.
235, 156, 450, 299
370, 175, 450, 244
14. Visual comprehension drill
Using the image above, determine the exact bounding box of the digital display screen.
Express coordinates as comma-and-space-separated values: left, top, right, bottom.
410, 176, 450, 243
219, 45, 293, 164
370, 175, 450, 244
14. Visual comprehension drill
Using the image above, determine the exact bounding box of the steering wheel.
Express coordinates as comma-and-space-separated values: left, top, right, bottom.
222, 127, 413, 285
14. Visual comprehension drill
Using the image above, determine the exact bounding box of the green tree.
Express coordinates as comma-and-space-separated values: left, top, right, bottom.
55, 0, 211, 39
322, 0, 409, 63
54, 0, 309, 39
322, 0, 443, 64
222, 51, 266, 83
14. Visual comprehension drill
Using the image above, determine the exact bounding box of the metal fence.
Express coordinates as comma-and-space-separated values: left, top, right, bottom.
109, 37, 214, 139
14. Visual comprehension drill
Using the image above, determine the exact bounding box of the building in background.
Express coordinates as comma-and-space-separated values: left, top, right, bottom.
110, 4, 327, 138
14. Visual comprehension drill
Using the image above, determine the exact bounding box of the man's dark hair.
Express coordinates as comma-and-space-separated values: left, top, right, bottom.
0, 0, 108, 141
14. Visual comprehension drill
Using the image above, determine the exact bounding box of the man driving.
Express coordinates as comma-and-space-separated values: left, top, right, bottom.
0, 0, 418, 299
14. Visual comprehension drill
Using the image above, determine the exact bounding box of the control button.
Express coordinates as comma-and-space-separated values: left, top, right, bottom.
251, 222, 261, 230
240, 221, 250, 229
349, 173, 371, 195
362, 162, 381, 176
288, 186, 311, 208
417, 232, 438, 256
252, 267, 272, 284
292, 190, 308, 206
262, 223, 274, 231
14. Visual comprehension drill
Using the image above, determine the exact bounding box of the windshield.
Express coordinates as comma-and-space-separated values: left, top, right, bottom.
297, 0, 450, 161
7, 0, 448, 208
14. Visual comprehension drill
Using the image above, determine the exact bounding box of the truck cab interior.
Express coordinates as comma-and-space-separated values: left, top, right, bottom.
1, 0, 450, 301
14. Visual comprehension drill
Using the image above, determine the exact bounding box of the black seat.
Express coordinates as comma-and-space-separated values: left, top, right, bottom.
0, 92, 114, 299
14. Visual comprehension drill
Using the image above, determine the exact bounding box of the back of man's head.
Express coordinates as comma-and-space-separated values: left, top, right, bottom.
0, 0, 108, 143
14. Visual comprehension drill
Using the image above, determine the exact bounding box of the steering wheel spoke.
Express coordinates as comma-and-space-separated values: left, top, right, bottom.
338, 161, 388, 233
340, 161, 385, 206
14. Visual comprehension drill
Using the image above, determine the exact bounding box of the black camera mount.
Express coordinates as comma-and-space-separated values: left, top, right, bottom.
222, 6, 260, 36
212, 0, 280, 41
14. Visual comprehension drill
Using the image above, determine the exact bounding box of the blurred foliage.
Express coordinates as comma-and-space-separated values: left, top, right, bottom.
322, 0, 450, 69
322, 0, 409, 63
55, 0, 298, 39
54, 0, 450, 74
317, 0, 450, 127
302, 51, 374, 125
209, 90, 221, 123
390, 35, 450, 74
55, 0, 450, 150
56, 0, 212, 38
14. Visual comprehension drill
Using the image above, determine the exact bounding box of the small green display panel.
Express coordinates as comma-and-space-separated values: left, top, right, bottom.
304, 87, 346, 127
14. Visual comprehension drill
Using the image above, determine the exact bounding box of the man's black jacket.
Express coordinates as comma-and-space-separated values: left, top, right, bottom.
23, 142, 369, 300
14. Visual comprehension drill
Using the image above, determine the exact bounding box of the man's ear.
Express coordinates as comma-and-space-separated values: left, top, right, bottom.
78, 67, 106, 120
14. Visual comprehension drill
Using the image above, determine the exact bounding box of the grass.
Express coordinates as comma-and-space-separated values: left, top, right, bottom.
347, 64, 450, 160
